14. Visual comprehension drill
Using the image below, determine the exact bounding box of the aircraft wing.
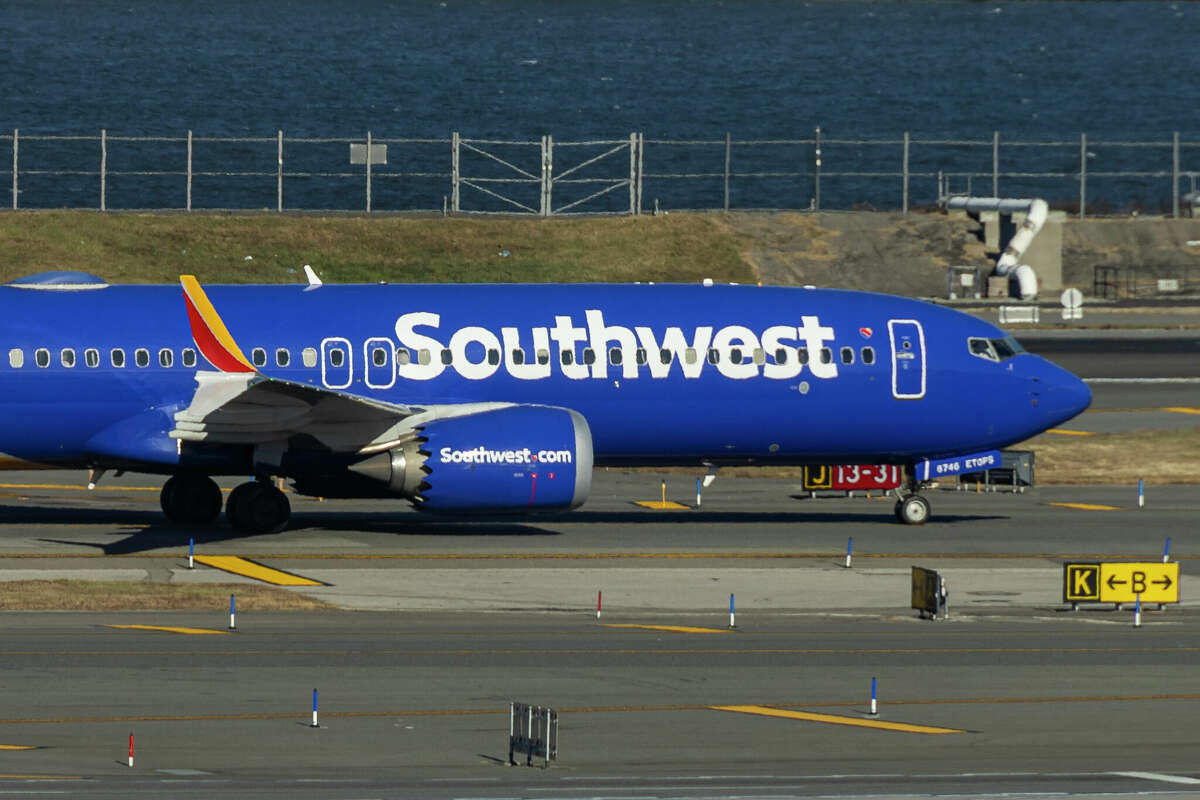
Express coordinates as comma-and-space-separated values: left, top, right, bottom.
171, 276, 422, 454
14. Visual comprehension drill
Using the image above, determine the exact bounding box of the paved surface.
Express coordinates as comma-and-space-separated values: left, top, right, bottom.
0, 333, 1196, 797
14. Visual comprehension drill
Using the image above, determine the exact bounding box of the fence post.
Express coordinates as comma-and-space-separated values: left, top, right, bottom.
813, 126, 821, 211
723, 132, 731, 212
636, 133, 644, 216
628, 132, 637, 215
902, 131, 910, 215
10, 129, 16, 210
277, 130, 284, 213
1172, 131, 1180, 219
541, 134, 553, 216
365, 130, 372, 213
1079, 132, 1087, 219
992, 130, 999, 197
186, 130, 193, 212
100, 128, 107, 211
451, 131, 460, 213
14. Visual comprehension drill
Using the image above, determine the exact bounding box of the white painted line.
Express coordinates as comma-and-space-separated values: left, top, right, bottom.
1112, 770, 1200, 785
1085, 378, 1200, 384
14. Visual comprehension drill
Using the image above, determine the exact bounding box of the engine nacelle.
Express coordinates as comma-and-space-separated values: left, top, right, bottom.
347, 405, 592, 511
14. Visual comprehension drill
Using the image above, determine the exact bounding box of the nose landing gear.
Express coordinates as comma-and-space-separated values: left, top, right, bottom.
894, 492, 931, 525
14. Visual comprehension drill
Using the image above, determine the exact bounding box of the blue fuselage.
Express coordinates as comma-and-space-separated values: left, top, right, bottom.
0, 282, 1090, 471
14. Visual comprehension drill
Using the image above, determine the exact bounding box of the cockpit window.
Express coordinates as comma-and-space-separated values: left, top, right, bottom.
969, 336, 1025, 363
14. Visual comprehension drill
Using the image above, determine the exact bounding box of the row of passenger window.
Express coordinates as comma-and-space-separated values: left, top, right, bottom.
7, 346, 316, 370
379, 345, 878, 368
9, 343, 879, 372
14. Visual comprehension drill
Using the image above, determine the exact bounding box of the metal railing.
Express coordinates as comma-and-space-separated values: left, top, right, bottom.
2, 128, 1196, 216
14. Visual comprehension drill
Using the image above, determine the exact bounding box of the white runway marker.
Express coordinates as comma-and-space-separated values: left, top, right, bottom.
1112, 770, 1200, 784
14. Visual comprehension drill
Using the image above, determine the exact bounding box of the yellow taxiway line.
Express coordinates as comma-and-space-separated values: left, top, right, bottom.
106, 624, 228, 636
602, 624, 732, 635
192, 555, 323, 586
0, 745, 39, 751
634, 500, 692, 510
1048, 502, 1123, 512
1045, 428, 1095, 436
712, 704, 966, 734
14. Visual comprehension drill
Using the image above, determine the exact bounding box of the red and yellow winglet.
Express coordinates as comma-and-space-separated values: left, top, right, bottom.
180, 275, 255, 373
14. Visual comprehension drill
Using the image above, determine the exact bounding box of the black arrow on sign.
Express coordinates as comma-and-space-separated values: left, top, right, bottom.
1107, 576, 1127, 589
1153, 575, 1173, 589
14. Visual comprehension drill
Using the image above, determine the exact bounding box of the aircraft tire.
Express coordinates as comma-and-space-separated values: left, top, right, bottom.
227, 482, 291, 534
896, 494, 930, 525
160, 474, 222, 525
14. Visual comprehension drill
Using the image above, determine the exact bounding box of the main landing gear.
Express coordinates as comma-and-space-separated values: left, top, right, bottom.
159, 475, 291, 533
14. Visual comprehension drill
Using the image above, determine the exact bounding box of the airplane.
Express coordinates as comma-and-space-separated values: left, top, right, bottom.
0, 270, 1090, 530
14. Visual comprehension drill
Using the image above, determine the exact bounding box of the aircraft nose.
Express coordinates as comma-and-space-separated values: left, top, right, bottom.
1030, 357, 1092, 427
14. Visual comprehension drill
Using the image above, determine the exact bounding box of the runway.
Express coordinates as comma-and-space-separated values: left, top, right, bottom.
0, 333, 1196, 797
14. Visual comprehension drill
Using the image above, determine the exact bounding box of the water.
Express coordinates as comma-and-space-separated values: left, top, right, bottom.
2, 0, 1196, 211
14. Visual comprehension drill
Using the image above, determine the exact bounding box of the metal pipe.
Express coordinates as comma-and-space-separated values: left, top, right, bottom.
1079, 133, 1086, 219
992, 131, 999, 197
451, 131, 460, 213
11, 128, 17, 210
723, 132, 731, 212
902, 132, 910, 215
813, 126, 821, 211
277, 130, 283, 213
1172, 131, 1180, 219
365, 131, 372, 213
186, 130, 193, 211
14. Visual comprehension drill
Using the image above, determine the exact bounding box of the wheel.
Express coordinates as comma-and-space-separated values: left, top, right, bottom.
896, 494, 931, 525
160, 474, 222, 525
226, 481, 291, 534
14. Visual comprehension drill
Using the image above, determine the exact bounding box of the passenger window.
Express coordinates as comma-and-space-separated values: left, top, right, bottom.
797, 347, 809, 365
561, 349, 574, 366
861, 346, 875, 365
685, 348, 698, 364
486, 348, 500, 366
330, 349, 345, 368
840, 346, 854, 365
372, 347, 388, 367
536, 349, 550, 366
84, 349, 99, 368
439, 349, 452, 366
9, 349, 24, 368
729, 347, 743, 364
111, 349, 126, 368
35, 348, 50, 368
302, 347, 318, 368
396, 348, 411, 366
158, 348, 173, 368
707, 348, 720, 365
61, 348, 76, 368
660, 348, 672, 365
251, 348, 267, 367
820, 347, 832, 364
609, 348, 622, 366
135, 348, 150, 367
752, 348, 766, 365
774, 348, 789, 365
276, 348, 290, 367
180, 348, 195, 368
582, 348, 596, 366
511, 348, 525, 366
635, 348, 648, 366
417, 349, 431, 366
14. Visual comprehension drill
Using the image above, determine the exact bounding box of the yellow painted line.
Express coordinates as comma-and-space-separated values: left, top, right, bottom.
1, 551, 1199, 561
1165, 407, 1200, 415
0, 693, 1194, 726
107, 624, 228, 635
0, 745, 38, 751
1048, 502, 1123, 512
1045, 428, 1095, 436
193, 555, 324, 586
712, 705, 965, 734
603, 624, 732, 635
634, 500, 691, 510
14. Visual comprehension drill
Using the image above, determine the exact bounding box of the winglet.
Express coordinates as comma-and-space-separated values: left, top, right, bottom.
180, 275, 256, 373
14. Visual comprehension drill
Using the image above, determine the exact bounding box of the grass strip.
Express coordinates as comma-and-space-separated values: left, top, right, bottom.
0, 580, 331, 611
0, 211, 755, 286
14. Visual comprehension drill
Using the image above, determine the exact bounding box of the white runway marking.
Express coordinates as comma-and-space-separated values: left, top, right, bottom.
1112, 770, 1200, 784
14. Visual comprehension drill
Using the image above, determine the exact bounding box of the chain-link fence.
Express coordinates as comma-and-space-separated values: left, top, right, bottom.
3, 128, 1197, 217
